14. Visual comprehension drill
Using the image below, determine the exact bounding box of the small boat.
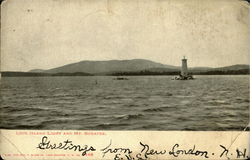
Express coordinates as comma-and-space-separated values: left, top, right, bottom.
113, 77, 129, 80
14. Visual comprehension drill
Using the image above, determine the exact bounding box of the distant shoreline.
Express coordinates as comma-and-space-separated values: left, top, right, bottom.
1, 70, 249, 77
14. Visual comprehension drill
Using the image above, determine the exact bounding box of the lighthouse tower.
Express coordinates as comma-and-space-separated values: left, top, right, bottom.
172, 56, 193, 80
181, 56, 188, 77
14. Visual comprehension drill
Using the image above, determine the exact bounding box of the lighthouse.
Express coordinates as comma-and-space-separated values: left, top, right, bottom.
172, 56, 194, 80
181, 56, 188, 77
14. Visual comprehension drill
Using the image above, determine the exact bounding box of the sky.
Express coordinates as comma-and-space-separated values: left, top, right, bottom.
1, 0, 249, 71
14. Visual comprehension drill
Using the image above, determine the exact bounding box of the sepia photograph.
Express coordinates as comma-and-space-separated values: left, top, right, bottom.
1, 0, 250, 160
0, 0, 249, 132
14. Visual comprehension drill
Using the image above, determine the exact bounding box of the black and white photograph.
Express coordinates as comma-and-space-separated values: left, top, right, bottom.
1, 0, 249, 132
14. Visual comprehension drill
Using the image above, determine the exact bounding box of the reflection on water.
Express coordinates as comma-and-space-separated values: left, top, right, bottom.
0, 75, 249, 130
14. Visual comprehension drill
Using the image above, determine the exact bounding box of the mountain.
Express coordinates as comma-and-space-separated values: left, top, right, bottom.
44, 59, 179, 74
144, 67, 213, 72
189, 67, 213, 71
29, 69, 45, 72
27, 59, 249, 76
211, 64, 249, 71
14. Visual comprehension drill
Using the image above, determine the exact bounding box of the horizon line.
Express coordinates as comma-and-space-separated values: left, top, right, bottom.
1, 59, 249, 73
1, 58, 250, 72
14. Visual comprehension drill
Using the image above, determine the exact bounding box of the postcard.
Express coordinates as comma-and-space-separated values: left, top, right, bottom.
0, 0, 249, 159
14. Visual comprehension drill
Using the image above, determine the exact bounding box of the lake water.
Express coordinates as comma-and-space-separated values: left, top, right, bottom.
0, 75, 249, 130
